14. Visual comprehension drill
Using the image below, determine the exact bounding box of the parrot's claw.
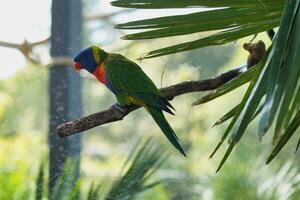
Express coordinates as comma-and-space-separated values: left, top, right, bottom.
112, 103, 127, 113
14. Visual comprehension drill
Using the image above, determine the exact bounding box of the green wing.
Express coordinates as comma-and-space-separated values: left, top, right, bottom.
106, 54, 174, 113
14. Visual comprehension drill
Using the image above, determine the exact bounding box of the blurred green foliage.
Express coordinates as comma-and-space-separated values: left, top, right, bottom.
0, 66, 47, 136
0, 139, 166, 200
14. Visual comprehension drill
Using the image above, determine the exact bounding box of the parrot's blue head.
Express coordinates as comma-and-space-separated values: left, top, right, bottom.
73, 45, 108, 73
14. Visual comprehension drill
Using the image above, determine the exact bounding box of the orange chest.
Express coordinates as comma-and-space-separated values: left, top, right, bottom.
92, 64, 107, 84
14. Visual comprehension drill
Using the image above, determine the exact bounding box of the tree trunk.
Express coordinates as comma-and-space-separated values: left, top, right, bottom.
48, 0, 82, 195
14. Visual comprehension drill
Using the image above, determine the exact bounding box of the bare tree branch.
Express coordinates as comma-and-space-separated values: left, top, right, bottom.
0, 37, 74, 67
0, 37, 135, 68
84, 10, 131, 22
0, 37, 50, 65
31, 37, 50, 46
45, 57, 73, 66
0, 10, 129, 67
57, 65, 246, 137
0, 40, 21, 49
0, 37, 50, 50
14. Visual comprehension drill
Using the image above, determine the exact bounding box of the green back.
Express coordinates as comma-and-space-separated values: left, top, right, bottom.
105, 54, 161, 95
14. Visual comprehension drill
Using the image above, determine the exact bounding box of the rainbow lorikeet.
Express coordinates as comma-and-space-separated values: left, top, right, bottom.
73, 45, 186, 156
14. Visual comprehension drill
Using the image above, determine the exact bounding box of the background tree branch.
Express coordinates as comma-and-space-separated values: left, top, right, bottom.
0, 11, 128, 67
0, 38, 49, 65
84, 10, 131, 22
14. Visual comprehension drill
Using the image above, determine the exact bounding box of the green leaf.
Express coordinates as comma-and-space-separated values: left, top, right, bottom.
51, 159, 79, 200
212, 47, 271, 169
69, 180, 82, 200
192, 64, 258, 106
266, 110, 300, 164
213, 104, 239, 127
118, 6, 282, 40
216, 144, 234, 173
119, 137, 143, 174
113, 0, 284, 58
259, 0, 300, 138
210, 79, 257, 158
213, 101, 264, 127
273, 18, 300, 142
229, 47, 272, 144
141, 20, 279, 59
116, 6, 282, 30
111, 0, 285, 9
34, 161, 44, 200
295, 137, 300, 153
105, 139, 167, 200
87, 182, 101, 200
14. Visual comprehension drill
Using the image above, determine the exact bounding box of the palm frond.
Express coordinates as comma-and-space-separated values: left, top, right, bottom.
69, 180, 82, 200
113, 0, 285, 59
51, 159, 79, 200
105, 139, 167, 200
212, 104, 239, 127
113, 0, 300, 170
212, 102, 264, 127
192, 64, 259, 106
111, 0, 284, 9
266, 110, 300, 164
87, 182, 101, 200
217, 0, 300, 169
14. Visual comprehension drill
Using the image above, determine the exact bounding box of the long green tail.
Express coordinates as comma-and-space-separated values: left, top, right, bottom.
146, 105, 186, 156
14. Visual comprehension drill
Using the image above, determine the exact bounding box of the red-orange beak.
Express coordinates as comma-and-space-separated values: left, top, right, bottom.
73, 62, 82, 71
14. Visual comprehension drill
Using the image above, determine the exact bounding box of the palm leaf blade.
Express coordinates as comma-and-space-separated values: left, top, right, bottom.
105, 139, 166, 200
193, 64, 259, 106
142, 21, 278, 59
259, 0, 300, 138
266, 110, 300, 164
112, 0, 284, 9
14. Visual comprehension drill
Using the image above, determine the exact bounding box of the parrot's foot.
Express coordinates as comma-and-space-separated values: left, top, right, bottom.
112, 103, 127, 113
